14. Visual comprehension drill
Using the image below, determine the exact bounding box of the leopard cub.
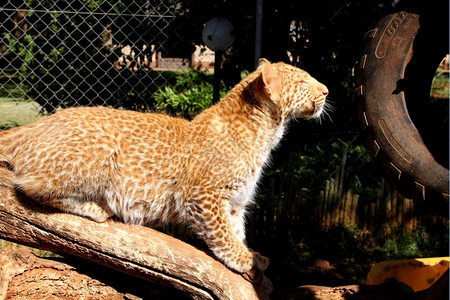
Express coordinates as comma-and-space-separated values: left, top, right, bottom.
0, 59, 328, 276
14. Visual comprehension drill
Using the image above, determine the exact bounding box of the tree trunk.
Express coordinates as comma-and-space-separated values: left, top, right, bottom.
0, 154, 269, 299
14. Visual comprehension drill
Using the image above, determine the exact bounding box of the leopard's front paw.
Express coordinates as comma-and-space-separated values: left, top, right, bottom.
252, 251, 269, 272
241, 266, 263, 284
241, 267, 273, 295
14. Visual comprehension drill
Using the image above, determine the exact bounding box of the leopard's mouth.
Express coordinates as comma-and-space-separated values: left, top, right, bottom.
312, 97, 326, 117
312, 104, 324, 117
292, 101, 324, 119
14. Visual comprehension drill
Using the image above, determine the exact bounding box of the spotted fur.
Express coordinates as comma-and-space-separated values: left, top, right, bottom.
0, 59, 328, 274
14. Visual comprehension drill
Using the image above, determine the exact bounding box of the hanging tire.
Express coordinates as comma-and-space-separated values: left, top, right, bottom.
355, 2, 449, 216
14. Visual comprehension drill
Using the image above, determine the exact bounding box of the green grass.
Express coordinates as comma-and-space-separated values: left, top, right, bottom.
0, 79, 43, 129
0, 239, 61, 258
0, 97, 42, 129
431, 72, 449, 99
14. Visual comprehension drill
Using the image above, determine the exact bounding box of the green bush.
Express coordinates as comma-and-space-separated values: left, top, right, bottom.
153, 71, 227, 119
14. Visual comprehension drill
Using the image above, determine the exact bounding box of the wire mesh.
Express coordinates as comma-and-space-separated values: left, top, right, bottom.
0, 0, 250, 129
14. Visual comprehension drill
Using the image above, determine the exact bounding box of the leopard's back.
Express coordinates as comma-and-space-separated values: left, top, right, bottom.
7, 106, 190, 223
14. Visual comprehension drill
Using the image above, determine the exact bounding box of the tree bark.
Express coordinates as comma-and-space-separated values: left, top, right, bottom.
0, 154, 268, 300
1, 246, 192, 299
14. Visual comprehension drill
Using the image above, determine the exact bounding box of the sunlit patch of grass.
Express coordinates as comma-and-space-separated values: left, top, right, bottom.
431, 72, 449, 100
0, 239, 61, 258
0, 97, 42, 129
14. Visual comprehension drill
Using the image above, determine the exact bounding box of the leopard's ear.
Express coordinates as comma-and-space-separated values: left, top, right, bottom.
259, 62, 281, 100
257, 58, 271, 69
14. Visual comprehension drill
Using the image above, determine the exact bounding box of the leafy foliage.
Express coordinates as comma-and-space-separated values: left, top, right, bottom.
264, 134, 378, 204
154, 71, 227, 118
305, 223, 449, 264
2, 33, 37, 75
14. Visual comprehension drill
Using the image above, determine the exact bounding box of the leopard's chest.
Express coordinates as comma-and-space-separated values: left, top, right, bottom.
219, 161, 265, 209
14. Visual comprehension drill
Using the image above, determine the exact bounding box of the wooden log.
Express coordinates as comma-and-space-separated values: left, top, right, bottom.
337, 151, 347, 201
392, 189, 398, 225
362, 205, 368, 230
385, 181, 393, 222
331, 171, 339, 226
0, 154, 269, 299
333, 167, 340, 203
375, 181, 382, 218
322, 180, 331, 229
326, 178, 335, 228
397, 194, 404, 225
406, 199, 413, 231
350, 194, 359, 226
316, 191, 324, 225
0, 246, 189, 299
369, 203, 376, 230
343, 188, 352, 224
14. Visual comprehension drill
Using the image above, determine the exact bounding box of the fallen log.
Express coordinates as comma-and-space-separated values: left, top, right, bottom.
0, 154, 268, 299
1, 246, 190, 299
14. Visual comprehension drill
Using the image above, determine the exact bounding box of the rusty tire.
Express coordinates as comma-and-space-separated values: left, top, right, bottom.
355, 4, 449, 216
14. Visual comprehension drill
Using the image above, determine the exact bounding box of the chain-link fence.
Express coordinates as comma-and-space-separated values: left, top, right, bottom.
0, 0, 256, 129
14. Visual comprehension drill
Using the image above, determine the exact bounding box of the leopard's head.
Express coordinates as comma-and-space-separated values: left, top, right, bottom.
256, 59, 329, 121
